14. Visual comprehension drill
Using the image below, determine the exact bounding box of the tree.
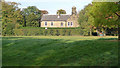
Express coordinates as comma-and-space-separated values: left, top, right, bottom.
57, 9, 66, 14
0, 1, 2, 36
2, 2, 23, 36
22, 6, 41, 27
78, 4, 94, 36
90, 2, 120, 40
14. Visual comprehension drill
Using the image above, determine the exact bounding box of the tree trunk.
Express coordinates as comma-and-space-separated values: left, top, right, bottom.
96, 29, 99, 36
38, 19, 41, 27
23, 16, 26, 27
118, 17, 120, 40
118, 25, 120, 40
90, 28, 92, 36
38, 14, 43, 27
115, 12, 120, 40
103, 27, 107, 36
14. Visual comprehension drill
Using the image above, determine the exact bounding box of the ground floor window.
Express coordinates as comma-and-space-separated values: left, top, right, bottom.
61, 22, 63, 26
71, 22, 73, 26
68, 22, 70, 26
45, 22, 47, 26
51, 22, 53, 26
68, 22, 73, 26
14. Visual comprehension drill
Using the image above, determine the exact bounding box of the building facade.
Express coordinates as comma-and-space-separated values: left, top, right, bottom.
41, 6, 79, 27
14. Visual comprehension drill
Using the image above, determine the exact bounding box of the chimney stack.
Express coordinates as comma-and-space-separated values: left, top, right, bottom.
72, 6, 77, 15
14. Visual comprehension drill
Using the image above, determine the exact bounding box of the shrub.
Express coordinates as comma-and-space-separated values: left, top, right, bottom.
56, 30, 60, 36
50, 29, 54, 36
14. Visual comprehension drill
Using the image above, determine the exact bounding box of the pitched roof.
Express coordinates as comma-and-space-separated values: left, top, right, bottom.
41, 14, 71, 21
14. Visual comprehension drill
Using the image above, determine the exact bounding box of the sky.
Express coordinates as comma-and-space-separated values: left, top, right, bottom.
5, 0, 93, 14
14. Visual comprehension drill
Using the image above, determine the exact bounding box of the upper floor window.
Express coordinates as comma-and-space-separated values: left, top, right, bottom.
51, 22, 53, 26
61, 22, 63, 26
68, 22, 70, 26
71, 22, 73, 26
45, 22, 47, 26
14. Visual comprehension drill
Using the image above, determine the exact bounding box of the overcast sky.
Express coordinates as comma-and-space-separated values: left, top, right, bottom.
5, 0, 93, 14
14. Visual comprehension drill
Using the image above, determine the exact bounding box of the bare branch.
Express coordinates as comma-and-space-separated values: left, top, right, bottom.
115, 12, 120, 17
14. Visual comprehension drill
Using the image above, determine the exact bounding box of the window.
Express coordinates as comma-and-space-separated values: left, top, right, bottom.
71, 22, 73, 26
45, 22, 47, 26
61, 22, 63, 26
68, 22, 70, 26
51, 22, 53, 26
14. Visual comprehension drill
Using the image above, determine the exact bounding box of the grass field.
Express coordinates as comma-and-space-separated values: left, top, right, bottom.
2, 36, 118, 66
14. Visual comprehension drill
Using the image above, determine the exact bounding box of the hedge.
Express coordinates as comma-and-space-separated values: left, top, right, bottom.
14, 29, 82, 36
20, 27, 80, 29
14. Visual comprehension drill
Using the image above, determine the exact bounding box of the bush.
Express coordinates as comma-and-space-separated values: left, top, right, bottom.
50, 29, 54, 36
56, 30, 60, 36
3, 23, 15, 36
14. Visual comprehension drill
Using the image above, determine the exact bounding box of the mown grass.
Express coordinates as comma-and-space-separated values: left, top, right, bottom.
2, 36, 118, 66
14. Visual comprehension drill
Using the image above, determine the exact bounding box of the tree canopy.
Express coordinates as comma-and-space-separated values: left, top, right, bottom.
57, 9, 66, 14
78, 4, 94, 36
22, 6, 42, 27
90, 2, 120, 39
78, 2, 120, 38
2, 2, 23, 35
90, 2, 119, 27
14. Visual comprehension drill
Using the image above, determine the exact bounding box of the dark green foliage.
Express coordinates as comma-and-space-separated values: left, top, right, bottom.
68, 30, 71, 36
56, 30, 60, 36
78, 4, 93, 36
39, 30, 44, 35
50, 29, 54, 36
3, 23, 15, 36
21, 6, 41, 27
2, 2, 23, 36
90, 2, 120, 39
44, 30, 48, 36
62, 29, 66, 36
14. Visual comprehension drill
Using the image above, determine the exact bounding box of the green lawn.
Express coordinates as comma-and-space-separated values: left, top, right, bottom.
2, 36, 118, 66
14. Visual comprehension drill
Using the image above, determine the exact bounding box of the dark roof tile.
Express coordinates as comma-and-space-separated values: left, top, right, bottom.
41, 15, 71, 21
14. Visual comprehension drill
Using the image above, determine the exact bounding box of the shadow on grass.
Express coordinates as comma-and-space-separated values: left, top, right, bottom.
2, 37, 118, 67
1, 66, 118, 68
98, 38, 118, 40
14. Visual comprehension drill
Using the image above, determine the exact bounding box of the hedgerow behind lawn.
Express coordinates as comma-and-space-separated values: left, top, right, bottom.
2, 36, 118, 66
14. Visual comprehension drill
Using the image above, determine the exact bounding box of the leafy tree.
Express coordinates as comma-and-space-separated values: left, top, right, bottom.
0, 1, 2, 36
78, 4, 94, 36
22, 6, 41, 27
90, 2, 120, 40
26, 13, 38, 27
57, 9, 66, 14
2, 2, 23, 36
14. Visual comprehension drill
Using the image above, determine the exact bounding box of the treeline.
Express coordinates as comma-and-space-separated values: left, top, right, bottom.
2, 2, 48, 36
78, 2, 120, 39
0, 1, 2, 35
1, 1, 120, 39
